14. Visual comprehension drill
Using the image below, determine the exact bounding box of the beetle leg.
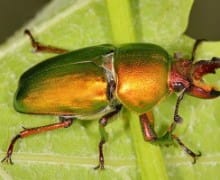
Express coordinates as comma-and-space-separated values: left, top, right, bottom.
139, 90, 201, 163
94, 105, 122, 170
139, 112, 157, 142
168, 89, 201, 163
140, 114, 202, 163
168, 88, 186, 133
1, 118, 74, 164
191, 39, 206, 61
171, 134, 201, 164
24, 29, 69, 54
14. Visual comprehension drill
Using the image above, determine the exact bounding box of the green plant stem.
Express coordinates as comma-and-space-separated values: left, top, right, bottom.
106, 0, 136, 44
127, 111, 168, 180
105, 0, 168, 179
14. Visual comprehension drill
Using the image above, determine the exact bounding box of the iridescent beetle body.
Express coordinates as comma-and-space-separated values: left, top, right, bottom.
2, 30, 220, 169
15, 43, 170, 117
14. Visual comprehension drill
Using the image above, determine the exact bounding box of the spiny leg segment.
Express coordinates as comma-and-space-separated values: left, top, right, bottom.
24, 29, 69, 54
94, 105, 122, 170
2, 117, 74, 164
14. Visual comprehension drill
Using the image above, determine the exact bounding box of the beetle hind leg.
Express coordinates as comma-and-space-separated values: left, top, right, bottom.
24, 29, 68, 54
1, 117, 74, 164
94, 105, 122, 170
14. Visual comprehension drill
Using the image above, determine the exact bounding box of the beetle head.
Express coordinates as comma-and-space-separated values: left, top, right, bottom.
169, 57, 220, 98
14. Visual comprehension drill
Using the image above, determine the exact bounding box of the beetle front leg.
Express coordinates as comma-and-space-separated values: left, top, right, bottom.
171, 134, 201, 164
191, 39, 206, 61
94, 105, 122, 170
142, 89, 186, 142
168, 88, 186, 134
166, 89, 201, 163
24, 29, 69, 54
1, 117, 74, 164
167, 89, 201, 163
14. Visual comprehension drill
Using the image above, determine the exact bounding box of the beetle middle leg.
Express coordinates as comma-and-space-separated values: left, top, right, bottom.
94, 105, 122, 170
168, 88, 186, 133
24, 29, 68, 54
1, 117, 74, 164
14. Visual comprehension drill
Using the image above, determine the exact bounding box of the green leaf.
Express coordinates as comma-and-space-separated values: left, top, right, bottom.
0, 0, 219, 179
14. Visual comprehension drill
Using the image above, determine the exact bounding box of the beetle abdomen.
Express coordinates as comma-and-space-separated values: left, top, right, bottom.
114, 43, 170, 113
14, 45, 115, 117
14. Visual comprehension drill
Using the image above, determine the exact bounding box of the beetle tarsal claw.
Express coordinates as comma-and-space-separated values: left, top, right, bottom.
1, 155, 13, 165
192, 151, 202, 164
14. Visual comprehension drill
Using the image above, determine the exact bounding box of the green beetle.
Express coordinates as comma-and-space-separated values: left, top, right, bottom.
2, 30, 220, 169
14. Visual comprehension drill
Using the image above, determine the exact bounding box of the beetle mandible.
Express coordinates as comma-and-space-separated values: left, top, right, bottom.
1, 30, 220, 169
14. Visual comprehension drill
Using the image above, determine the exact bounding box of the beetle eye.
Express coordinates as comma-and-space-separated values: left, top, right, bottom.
173, 82, 185, 92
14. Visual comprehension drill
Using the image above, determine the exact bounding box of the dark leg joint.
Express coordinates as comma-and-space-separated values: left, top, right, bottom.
59, 116, 74, 128
99, 105, 122, 127
174, 114, 183, 123
99, 118, 108, 127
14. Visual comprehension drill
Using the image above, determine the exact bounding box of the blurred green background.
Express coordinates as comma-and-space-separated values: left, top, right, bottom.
0, 0, 220, 43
